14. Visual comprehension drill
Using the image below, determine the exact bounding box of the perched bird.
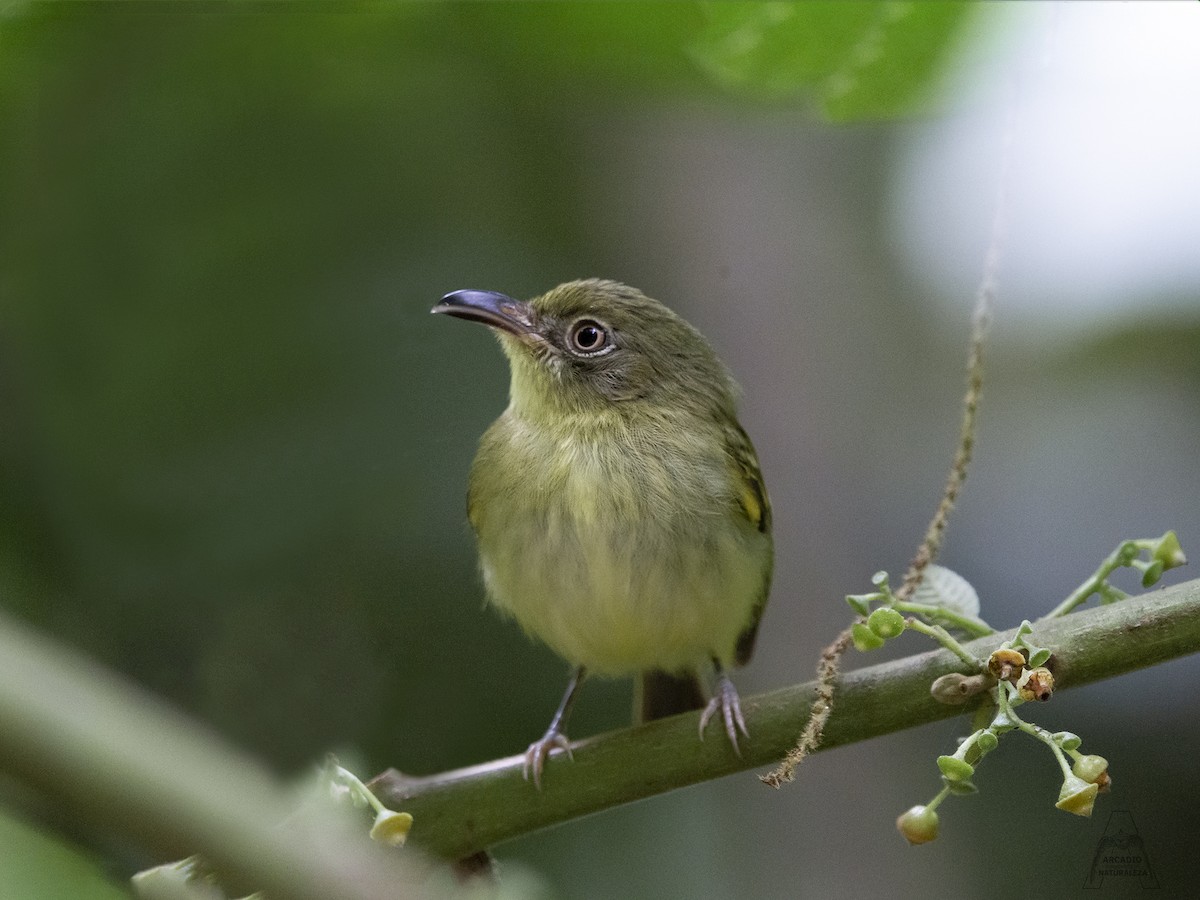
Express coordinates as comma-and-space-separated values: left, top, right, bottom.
433, 279, 773, 786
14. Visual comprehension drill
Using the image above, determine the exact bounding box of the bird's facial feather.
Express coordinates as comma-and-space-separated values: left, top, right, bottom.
500, 279, 738, 417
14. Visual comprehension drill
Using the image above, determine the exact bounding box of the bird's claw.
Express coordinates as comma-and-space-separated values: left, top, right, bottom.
699, 673, 749, 755
522, 729, 573, 789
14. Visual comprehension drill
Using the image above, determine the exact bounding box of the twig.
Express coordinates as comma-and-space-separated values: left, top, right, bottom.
775, 97, 1015, 780
759, 627, 853, 788
891, 600, 994, 638
897, 100, 1015, 601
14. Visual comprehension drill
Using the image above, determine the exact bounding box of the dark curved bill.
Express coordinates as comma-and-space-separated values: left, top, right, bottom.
431, 290, 534, 335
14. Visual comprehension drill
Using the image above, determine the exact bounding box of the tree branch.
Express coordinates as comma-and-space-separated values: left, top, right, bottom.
374, 576, 1200, 859
0, 611, 429, 900
3, 578, 1196, 890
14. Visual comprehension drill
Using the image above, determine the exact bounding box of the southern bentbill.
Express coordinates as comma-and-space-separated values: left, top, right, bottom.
433, 279, 773, 786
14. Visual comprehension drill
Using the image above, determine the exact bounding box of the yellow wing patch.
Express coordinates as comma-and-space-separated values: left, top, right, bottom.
726, 422, 771, 534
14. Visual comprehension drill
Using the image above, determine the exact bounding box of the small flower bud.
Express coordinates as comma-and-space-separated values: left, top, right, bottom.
851, 622, 885, 651
370, 809, 414, 847
1072, 754, 1109, 785
1053, 731, 1081, 752
1140, 559, 1165, 588
1056, 774, 1099, 817
987, 648, 1026, 683
845, 593, 873, 616
896, 805, 939, 844
1151, 530, 1187, 570
937, 755, 975, 782
1017, 667, 1054, 702
867, 607, 906, 639
975, 731, 999, 753
929, 672, 991, 705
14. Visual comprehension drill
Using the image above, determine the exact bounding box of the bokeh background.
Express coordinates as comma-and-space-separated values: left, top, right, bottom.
2, 2, 1199, 898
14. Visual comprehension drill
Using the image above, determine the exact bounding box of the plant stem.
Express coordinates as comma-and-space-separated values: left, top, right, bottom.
1043, 540, 1139, 618
903, 617, 982, 668
894, 601, 995, 638
926, 783, 953, 812
374, 576, 1200, 860
0, 613, 428, 900
998, 683, 1073, 777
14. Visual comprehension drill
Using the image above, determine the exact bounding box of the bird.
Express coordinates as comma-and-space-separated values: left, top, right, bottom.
432, 279, 773, 787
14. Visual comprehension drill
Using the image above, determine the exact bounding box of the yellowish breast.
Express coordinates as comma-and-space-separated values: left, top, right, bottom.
471, 425, 770, 675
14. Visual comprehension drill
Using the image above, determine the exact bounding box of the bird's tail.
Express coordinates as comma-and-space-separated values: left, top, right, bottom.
635, 669, 706, 723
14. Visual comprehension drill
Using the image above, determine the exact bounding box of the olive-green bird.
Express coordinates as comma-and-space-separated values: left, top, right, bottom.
433, 279, 773, 786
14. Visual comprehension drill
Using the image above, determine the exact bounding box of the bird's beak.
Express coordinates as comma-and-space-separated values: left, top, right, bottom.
432, 290, 534, 337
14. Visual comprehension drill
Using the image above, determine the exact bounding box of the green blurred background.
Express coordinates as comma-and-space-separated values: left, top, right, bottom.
2, 2, 1199, 898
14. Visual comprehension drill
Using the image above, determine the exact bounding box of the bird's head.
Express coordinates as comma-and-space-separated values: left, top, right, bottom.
433, 279, 737, 422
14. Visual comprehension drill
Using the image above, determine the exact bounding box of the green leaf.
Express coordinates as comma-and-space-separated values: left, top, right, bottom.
1027, 647, 1052, 668
467, 2, 705, 90
691, 1, 976, 120
910, 564, 981, 619
845, 593, 872, 616
0, 0, 30, 20
0, 806, 131, 900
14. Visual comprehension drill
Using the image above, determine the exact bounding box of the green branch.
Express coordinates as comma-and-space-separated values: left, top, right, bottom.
374, 576, 1200, 860
3, 577, 1198, 890
0, 612, 428, 900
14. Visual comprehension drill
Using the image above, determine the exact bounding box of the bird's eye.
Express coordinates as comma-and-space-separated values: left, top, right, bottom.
568, 319, 611, 355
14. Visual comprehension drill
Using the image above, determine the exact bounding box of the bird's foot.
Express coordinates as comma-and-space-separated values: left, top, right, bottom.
699, 672, 749, 755
523, 727, 573, 789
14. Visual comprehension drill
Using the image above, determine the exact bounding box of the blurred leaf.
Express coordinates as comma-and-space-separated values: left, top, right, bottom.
1054, 320, 1200, 381
692, 1, 975, 120
461, 2, 705, 91
0, 806, 131, 900
0, 0, 29, 20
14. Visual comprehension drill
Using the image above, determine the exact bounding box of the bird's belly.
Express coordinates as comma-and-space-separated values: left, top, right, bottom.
478, 502, 765, 676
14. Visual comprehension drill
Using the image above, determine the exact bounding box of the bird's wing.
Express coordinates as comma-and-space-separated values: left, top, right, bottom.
727, 421, 771, 535
725, 421, 774, 667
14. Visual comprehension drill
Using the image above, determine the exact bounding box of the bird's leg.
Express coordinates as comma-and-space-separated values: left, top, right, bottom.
698, 657, 749, 755
523, 666, 586, 788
